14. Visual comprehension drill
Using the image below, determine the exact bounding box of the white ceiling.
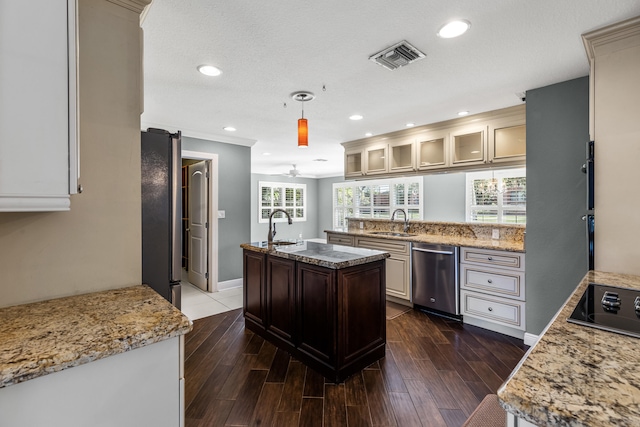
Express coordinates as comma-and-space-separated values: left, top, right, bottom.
141, 1, 640, 178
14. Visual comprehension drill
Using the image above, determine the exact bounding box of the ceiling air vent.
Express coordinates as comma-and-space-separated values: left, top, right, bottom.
369, 40, 426, 71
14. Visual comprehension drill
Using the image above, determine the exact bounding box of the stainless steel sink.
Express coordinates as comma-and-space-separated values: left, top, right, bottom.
369, 231, 416, 237
272, 240, 297, 246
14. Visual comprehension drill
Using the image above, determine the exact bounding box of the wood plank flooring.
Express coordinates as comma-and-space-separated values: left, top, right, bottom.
184, 308, 528, 427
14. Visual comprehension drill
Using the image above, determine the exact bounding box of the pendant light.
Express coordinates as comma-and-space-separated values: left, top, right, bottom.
291, 91, 315, 148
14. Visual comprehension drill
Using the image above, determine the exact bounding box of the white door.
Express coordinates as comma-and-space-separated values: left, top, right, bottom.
188, 161, 208, 290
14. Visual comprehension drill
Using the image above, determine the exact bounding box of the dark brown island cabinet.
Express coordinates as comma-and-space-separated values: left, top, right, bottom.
241, 241, 389, 383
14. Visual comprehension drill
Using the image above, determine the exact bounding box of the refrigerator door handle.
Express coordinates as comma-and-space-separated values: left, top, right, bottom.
170, 132, 182, 283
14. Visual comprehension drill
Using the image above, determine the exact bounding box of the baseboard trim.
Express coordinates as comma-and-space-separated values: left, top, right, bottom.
218, 278, 242, 291
523, 332, 539, 347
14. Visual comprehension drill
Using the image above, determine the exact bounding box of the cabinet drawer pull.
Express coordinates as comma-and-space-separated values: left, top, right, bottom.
487, 279, 493, 284
488, 307, 493, 312
487, 256, 493, 261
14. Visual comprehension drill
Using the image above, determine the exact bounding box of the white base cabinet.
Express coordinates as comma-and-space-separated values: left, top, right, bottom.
0, 0, 78, 211
0, 337, 183, 427
460, 247, 526, 337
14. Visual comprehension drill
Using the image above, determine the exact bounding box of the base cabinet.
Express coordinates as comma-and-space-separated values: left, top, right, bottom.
243, 249, 386, 382
460, 247, 526, 337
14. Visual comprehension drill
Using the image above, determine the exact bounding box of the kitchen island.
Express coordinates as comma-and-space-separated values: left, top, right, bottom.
0, 285, 192, 427
241, 240, 389, 382
498, 270, 640, 426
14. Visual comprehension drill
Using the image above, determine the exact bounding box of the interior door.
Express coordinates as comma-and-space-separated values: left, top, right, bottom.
188, 161, 208, 290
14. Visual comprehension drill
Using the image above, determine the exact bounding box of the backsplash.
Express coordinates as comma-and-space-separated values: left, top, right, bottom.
346, 218, 525, 245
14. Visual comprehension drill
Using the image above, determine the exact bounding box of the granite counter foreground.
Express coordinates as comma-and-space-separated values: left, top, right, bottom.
241, 240, 390, 269
498, 271, 640, 426
0, 285, 192, 388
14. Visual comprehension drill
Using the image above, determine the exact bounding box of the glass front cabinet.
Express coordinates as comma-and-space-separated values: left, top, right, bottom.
450, 125, 487, 167
344, 149, 364, 178
417, 131, 449, 171
389, 137, 415, 173
364, 144, 389, 176
488, 119, 526, 164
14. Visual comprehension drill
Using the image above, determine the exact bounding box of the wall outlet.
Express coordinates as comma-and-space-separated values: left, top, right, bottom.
492, 228, 500, 239
218, 210, 225, 219
359, 221, 364, 229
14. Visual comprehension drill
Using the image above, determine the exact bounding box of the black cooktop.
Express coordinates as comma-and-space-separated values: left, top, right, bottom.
567, 283, 640, 339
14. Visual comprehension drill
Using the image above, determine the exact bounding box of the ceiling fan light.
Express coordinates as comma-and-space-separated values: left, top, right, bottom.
298, 118, 308, 148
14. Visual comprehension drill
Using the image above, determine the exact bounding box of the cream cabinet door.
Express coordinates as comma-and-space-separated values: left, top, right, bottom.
0, 0, 78, 211
385, 254, 411, 300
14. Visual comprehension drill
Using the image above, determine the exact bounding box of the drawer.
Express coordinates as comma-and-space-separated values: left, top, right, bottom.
355, 237, 410, 255
461, 266, 524, 300
461, 291, 525, 330
461, 247, 524, 270
326, 233, 354, 246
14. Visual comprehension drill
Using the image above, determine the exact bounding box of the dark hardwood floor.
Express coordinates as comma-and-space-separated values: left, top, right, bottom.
184, 307, 528, 427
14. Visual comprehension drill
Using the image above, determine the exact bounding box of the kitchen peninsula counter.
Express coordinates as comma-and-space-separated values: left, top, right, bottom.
0, 285, 192, 388
498, 271, 640, 426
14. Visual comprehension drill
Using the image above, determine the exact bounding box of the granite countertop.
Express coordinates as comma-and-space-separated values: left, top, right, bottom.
326, 229, 525, 252
241, 240, 390, 269
0, 285, 192, 388
498, 270, 640, 426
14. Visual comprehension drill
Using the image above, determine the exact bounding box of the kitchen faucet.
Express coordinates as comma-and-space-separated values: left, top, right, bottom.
391, 208, 410, 233
268, 209, 293, 244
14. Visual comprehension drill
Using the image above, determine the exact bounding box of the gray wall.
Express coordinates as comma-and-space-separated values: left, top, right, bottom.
525, 76, 589, 335
182, 136, 251, 282
422, 173, 466, 222
250, 174, 320, 242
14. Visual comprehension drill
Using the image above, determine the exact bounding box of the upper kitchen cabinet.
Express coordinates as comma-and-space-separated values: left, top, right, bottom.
341, 105, 525, 179
450, 125, 487, 167
344, 148, 364, 178
389, 137, 415, 173
487, 118, 526, 164
364, 143, 389, 175
0, 0, 78, 211
416, 131, 448, 171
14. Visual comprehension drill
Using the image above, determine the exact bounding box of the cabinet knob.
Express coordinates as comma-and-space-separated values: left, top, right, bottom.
487, 279, 493, 284
77, 184, 83, 194
488, 307, 493, 312
487, 256, 493, 261
430, 298, 436, 303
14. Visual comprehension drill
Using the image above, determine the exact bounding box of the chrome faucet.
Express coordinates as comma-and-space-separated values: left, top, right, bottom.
268, 209, 293, 244
391, 208, 409, 233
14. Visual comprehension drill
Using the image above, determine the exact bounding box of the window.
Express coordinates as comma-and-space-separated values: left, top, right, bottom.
259, 181, 306, 223
466, 168, 526, 224
333, 177, 423, 230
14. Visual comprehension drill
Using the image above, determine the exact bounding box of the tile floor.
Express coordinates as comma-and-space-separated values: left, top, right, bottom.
180, 281, 242, 321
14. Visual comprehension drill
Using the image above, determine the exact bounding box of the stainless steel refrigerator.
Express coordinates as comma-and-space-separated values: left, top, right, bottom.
141, 128, 182, 308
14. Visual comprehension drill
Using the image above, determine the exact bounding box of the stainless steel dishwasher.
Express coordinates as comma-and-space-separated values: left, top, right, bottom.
412, 243, 460, 317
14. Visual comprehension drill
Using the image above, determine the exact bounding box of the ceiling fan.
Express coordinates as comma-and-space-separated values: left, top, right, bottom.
279, 164, 302, 178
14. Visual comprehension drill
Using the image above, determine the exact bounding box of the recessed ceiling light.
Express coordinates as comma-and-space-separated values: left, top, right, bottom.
406, 123, 415, 128
197, 65, 222, 76
223, 126, 236, 132
458, 111, 469, 116
437, 20, 471, 38
349, 114, 363, 121
365, 132, 373, 137
313, 158, 328, 162
262, 152, 271, 156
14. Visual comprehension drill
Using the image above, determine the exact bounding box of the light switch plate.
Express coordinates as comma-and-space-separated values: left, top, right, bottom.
218, 210, 225, 219
492, 228, 500, 239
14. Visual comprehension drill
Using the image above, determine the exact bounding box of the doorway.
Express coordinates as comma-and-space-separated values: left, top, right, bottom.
181, 150, 219, 293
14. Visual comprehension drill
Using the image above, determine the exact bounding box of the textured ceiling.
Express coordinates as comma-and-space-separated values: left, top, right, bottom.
141, 1, 640, 178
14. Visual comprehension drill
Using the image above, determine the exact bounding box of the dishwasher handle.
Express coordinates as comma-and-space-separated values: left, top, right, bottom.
412, 247, 455, 255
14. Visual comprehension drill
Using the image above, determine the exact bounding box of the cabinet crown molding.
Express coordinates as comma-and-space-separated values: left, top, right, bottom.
582, 15, 640, 62
106, 0, 152, 14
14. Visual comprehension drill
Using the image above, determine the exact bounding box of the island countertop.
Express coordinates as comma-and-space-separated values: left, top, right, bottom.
497, 270, 640, 426
241, 240, 390, 269
0, 285, 192, 388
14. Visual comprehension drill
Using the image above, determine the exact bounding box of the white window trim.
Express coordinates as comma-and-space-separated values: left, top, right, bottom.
465, 167, 526, 224
258, 181, 307, 223
332, 177, 423, 231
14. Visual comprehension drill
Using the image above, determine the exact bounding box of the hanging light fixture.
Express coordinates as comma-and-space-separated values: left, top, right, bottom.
291, 91, 315, 148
